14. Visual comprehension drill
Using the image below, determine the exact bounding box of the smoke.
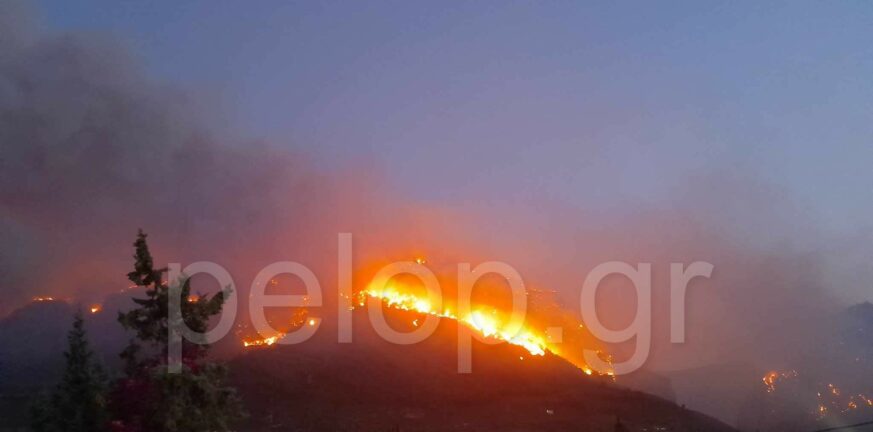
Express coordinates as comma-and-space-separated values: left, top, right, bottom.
0, 4, 868, 419
0, 2, 347, 313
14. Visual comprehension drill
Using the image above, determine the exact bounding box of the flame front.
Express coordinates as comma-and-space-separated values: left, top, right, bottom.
360, 286, 548, 357
360, 281, 605, 376
240, 259, 610, 377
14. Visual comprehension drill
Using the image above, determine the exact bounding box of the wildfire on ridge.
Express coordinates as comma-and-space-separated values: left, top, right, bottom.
241, 318, 317, 347
243, 335, 282, 347
240, 259, 611, 377
762, 370, 873, 419
356, 266, 610, 376
32, 296, 56, 302
242, 276, 613, 376
241, 285, 313, 347
90, 304, 102, 314
360, 287, 549, 357
762, 370, 797, 393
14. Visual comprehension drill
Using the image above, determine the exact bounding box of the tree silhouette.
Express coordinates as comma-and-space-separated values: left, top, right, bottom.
613, 416, 629, 432
31, 311, 108, 432
110, 230, 244, 432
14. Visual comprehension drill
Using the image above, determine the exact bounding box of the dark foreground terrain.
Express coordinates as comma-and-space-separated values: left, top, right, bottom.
0, 300, 736, 432
229, 308, 737, 432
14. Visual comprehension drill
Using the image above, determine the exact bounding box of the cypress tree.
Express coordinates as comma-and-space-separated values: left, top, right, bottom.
31, 312, 108, 432
110, 230, 244, 432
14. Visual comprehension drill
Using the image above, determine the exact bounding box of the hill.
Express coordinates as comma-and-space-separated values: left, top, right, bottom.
0, 298, 737, 432
228, 307, 737, 432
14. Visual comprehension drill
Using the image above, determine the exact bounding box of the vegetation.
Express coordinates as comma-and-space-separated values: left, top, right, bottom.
31, 312, 108, 432
30, 230, 244, 432
110, 230, 245, 432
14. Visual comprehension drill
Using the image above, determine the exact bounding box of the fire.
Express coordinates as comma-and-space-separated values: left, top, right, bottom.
762, 370, 797, 393
243, 335, 281, 347
360, 282, 603, 375
240, 257, 609, 377
361, 287, 548, 357
90, 304, 102, 314
763, 370, 873, 419
32, 296, 56, 302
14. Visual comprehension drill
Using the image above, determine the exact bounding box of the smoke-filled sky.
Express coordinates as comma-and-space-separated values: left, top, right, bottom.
37, 1, 873, 231
2, 0, 872, 373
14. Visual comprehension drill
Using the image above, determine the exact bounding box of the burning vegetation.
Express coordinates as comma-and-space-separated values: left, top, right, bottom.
758, 369, 873, 424
239, 258, 611, 377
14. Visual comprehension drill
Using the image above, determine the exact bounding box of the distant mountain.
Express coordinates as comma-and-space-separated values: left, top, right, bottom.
733, 301, 873, 432
0, 300, 74, 391
661, 362, 760, 428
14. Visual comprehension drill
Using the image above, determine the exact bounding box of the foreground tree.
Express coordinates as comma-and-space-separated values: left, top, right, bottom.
32, 312, 108, 432
110, 230, 244, 432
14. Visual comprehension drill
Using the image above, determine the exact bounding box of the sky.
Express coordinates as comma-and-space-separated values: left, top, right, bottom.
35, 1, 873, 219
18, 0, 873, 304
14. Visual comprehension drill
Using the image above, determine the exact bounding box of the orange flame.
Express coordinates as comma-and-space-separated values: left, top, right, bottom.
762, 370, 797, 393
360, 280, 605, 376
240, 257, 610, 377
764, 370, 873, 419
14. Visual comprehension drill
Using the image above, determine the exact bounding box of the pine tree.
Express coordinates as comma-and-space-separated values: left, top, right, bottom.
31, 311, 108, 432
110, 230, 244, 432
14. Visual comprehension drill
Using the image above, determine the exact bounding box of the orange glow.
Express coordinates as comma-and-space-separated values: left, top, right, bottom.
361, 286, 547, 356
765, 370, 873, 419
360, 280, 603, 375
32, 296, 56, 302
762, 370, 797, 393
243, 335, 281, 347
240, 256, 609, 378
89, 304, 102, 314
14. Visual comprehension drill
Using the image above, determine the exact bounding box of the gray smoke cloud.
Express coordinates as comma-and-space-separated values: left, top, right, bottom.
0, 2, 345, 313
1, 5, 869, 427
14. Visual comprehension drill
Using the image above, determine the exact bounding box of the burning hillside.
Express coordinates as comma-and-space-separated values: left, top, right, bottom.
229, 303, 736, 432
238, 260, 611, 377
735, 303, 873, 431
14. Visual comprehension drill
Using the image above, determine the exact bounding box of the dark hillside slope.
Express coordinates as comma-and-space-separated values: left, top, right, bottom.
230, 307, 737, 432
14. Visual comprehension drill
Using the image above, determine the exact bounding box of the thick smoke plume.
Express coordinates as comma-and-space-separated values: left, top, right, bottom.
1, 6, 868, 427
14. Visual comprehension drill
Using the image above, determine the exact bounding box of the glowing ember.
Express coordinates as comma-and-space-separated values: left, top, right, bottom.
90, 304, 102, 314
243, 335, 281, 347
762, 370, 797, 393
763, 370, 873, 419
